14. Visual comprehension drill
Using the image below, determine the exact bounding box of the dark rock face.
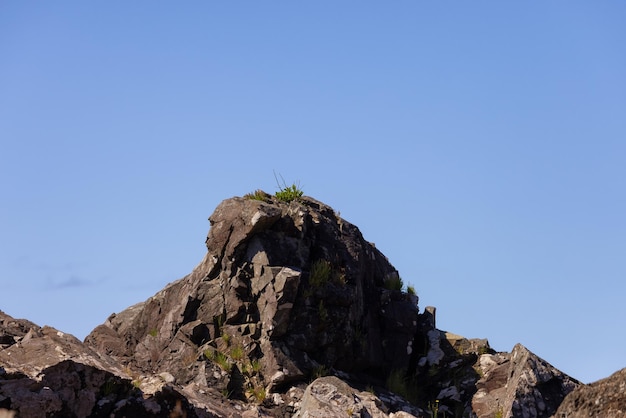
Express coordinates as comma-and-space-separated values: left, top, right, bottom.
1, 192, 613, 417
85, 194, 423, 402
555, 368, 626, 418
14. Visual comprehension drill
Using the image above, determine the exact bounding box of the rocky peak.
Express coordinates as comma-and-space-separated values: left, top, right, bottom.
85, 193, 422, 394
1, 192, 620, 417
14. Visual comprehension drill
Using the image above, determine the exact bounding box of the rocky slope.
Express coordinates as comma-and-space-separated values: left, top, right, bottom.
554, 368, 626, 418
1, 192, 622, 417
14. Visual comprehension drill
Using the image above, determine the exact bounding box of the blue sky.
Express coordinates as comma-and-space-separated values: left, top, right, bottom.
1, 2, 625, 384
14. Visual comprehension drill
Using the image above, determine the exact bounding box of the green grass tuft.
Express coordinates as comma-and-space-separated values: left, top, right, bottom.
386, 369, 410, 400
204, 349, 232, 372
274, 172, 303, 202
214, 351, 231, 371
275, 183, 303, 202
230, 344, 245, 361
310, 259, 332, 288
383, 273, 404, 291
246, 385, 266, 404
251, 359, 262, 373
244, 189, 269, 201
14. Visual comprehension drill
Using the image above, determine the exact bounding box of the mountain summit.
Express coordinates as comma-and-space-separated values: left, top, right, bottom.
1, 192, 618, 417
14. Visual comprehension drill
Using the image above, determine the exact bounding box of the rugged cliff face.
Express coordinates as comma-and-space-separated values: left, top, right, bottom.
0, 192, 621, 417
84, 193, 425, 415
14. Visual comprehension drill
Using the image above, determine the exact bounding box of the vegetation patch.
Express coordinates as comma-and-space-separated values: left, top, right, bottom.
383, 273, 404, 291
246, 384, 266, 404
494, 405, 504, 418
386, 369, 420, 404
274, 172, 303, 202
318, 300, 329, 322
275, 183, 303, 202
204, 349, 232, 372
251, 359, 262, 373
308, 259, 347, 289
230, 344, 245, 361
244, 189, 269, 201
311, 364, 330, 380
386, 369, 409, 399
310, 259, 332, 288
215, 351, 231, 372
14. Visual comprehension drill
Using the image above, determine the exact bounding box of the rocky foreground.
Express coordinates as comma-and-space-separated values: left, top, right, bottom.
1, 192, 624, 417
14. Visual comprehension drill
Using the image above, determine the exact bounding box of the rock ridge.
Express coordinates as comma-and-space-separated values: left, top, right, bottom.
0, 192, 620, 417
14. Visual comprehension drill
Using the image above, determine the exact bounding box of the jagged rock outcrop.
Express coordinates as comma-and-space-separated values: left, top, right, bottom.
554, 367, 626, 418
0, 192, 609, 417
471, 344, 579, 418
0, 310, 205, 417
85, 194, 422, 395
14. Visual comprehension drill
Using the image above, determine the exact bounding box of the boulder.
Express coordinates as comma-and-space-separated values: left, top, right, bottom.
472, 344, 579, 418
293, 376, 422, 418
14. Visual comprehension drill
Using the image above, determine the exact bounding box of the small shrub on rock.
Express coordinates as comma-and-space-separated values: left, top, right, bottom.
274, 172, 303, 202
244, 190, 270, 201
383, 273, 404, 291
246, 385, 266, 404
275, 183, 303, 202
310, 259, 332, 288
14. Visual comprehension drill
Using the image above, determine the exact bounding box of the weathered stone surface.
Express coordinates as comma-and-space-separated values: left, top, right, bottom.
0, 192, 615, 417
554, 367, 626, 418
0, 312, 38, 350
293, 376, 422, 418
472, 344, 579, 418
0, 409, 15, 418
0, 311, 211, 417
85, 195, 422, 395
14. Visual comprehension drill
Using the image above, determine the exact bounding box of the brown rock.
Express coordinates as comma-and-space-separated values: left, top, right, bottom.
85, 194, 421, 395
472, 344, 579, 418
0, 312, 206, 417
2, 193, 616, 417
554, 367, 626, 418
294, 376, 422, 418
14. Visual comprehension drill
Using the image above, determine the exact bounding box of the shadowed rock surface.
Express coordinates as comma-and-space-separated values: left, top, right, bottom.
1, 192, 620, 417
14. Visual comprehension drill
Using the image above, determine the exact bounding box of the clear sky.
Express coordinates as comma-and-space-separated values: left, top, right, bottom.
1, 2, 624, 384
